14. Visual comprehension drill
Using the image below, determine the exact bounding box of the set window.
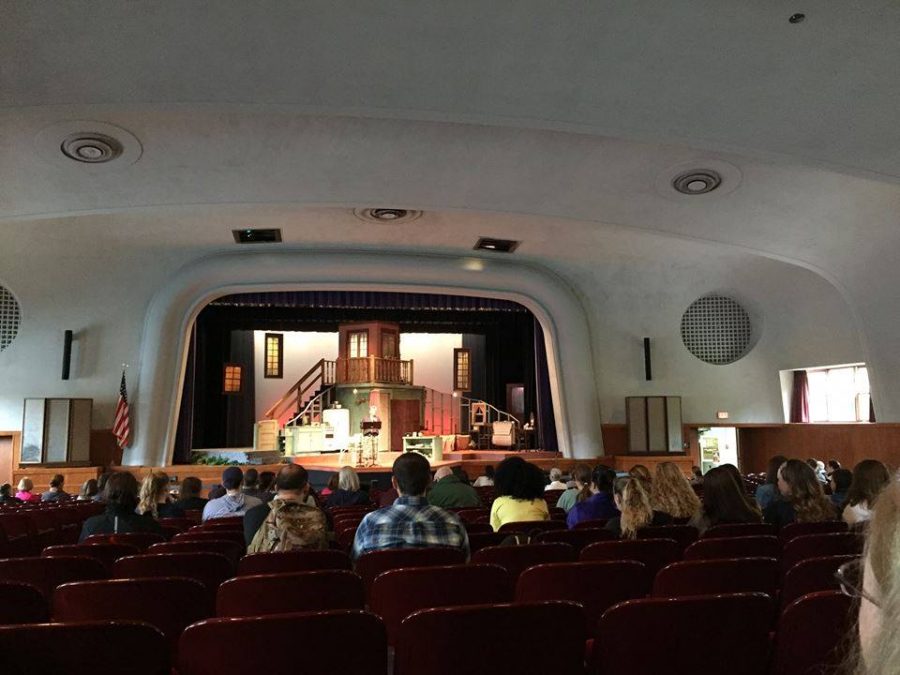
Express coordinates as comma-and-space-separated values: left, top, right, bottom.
383, 331, 398, 358
454, 348, 471, 391
349, 330, 368, 358
264, 333, 283, 378
223, 364, 242, 394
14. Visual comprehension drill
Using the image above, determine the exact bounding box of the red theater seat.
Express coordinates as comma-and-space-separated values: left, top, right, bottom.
580, 538, 680, 577
157, 517, 195, 532
780, 554, 857, 608
175, 529, 246, 546
0, 513, 38, 556
684, 535, 780, 561
177, 610, 387, 675
113, 552, 233, 610
515, 561, 650, 631
466, 531, 508, 552
354, 547, 467, 598
781, 533, 863, 574
535, 527, 614, 552
148, 539, 244, 567
771, 591, 854, 675
0, 581, 49, 624
652, 557, 779, 599
573, 518, 610, 530
595, 593, 772, 675
701, 523, 777, 539
83, 532, 166, 551
0, 620, 169, 674
41, 542, 141, 573
462, 522, 493, 534
53, 577, 208, 651
457, 508, 489, 523
0, 555, 106, 600
636, 525, 699, 553
217, 570, 364, 617
369, 563, 511, 644
779, 520, 848, 544
471, 543, 577, 580
237, 549, 351, 576
192, 518, 244, 530
498, 519, 567, 534
395, 602, 586, 675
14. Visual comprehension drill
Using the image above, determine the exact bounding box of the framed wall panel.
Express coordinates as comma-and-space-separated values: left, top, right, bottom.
626, 396, 684, 454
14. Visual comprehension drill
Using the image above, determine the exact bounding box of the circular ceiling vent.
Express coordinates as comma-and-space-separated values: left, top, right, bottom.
0, 285, 21, 353
353, 208, 423, 224
672, 170, 722, 195
60, 132, 124, 163
681, 294, 754, 365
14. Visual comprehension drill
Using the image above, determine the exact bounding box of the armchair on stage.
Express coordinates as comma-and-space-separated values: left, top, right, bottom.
464, 399, 522, 450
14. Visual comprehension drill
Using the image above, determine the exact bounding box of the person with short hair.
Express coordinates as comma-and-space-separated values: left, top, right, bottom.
566, 465, 619, 528
689, 466, 703, 487
201, 467, 262, 521
320, 473, 339, 497
472, 465, 495, 488
78, 479, 99, 501
0, 484, 22, 504
826, 459, 841, 480
15, 478, 40, 503
427, 466, 481, 508
244, 464, 328, 551
325, 466, 370, 508
545, 467, 567, 491
257, 471, 276, 503
352, 453, 468, 559
93, 472, 112, 503
241, 468, 266, 501
174, 476, 208, 512
41, 474, 70, 502
79, 472, 162, 542
489, 456, 550, 532
136, 471, 184, 519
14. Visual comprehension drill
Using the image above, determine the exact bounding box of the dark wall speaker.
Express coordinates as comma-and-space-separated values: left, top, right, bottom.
61, 330, 73, 380
643, 337, 652, 381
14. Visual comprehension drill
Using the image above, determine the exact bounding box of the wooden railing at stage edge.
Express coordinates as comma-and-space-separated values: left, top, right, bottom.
265, 359, 336, 421
335, 356, 413, 386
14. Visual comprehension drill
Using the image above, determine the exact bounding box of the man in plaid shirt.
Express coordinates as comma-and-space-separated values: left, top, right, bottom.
352, 453, 469, 559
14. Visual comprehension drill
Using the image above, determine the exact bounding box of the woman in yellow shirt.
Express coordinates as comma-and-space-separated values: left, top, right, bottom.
489, 456, 550, 531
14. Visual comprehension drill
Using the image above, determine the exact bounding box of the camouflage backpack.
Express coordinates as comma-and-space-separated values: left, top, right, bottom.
247, 498, 325, 553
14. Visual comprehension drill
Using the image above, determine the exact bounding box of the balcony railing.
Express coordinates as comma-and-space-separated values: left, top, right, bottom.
336, 356, 413, 385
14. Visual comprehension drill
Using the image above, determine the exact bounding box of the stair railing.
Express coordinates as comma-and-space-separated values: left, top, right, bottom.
265, 359, 336, 421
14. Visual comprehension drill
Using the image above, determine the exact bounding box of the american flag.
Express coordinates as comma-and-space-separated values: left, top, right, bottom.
113, 369, 131, 449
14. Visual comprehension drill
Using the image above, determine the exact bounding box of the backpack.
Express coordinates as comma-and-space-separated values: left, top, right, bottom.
247, 499, 324, 553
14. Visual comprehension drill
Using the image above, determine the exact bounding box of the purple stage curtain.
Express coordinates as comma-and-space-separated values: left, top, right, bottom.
789, 370, 810, 423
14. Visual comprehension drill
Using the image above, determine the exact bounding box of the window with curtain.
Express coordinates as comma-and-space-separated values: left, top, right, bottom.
264, 333, 283, 378
807, 364, 870, 422
454, 348, 471, 391
223, 364, 242, 394
348, 330, 368, 358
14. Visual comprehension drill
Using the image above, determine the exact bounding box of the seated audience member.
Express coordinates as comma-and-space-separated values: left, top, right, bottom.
137, 471, 185, 519
556, 464, 592, 513
755, 455, 788, 510
843, 459, 891, 526
489, 456, 550, 532
566, 465, 619, 528
0, 484, 22, 504
352, 453, 468, 559
174, 476, 208, 512
545, 467, 568, 491
764, 459, 835, 528
15, 478, 40, 503
79, 472, 162, 542
41, 474, 70, 502
851, 475, 900, 673
320, 473, 339, 497
93, 472, 112, 503
826, 459, 841, 480
807, 458, 829, 484
830, 468, 853, 508
244, 464, 328, 551
629, 464, 652, 486
257, 471, 276, 503
688, 466, 762, 535
78, 479, 99, 501
651, 462, 702, 522
428, 466, 481, 508
605, 476, 673, 539
208, 484, 226, 500
473, 465, 495, 488
241, 468, 266, 501
689, 466, 703, 487
202, 467, 262, 521
325, 466, 370, 508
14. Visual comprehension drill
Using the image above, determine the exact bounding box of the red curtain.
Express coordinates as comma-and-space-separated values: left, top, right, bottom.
790, 370, 810, 423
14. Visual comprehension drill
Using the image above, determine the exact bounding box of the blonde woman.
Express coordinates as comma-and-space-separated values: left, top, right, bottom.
605, 476, 673, 539
651, 462, 702, 521
325, 466, 370, 508
136, 471, 184, 519
15, 478, 40, 503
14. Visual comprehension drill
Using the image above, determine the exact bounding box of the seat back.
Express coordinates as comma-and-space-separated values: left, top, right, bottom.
83, 532, 166, 551
498, 519, 566, 534
779, 520, 848, 544
0, 621, 169, 674
354, 547, 467, 597
781, 554, 857, 608
148, 539, 243, 567
0, 513, 38, 556
41, 542, 141, 573
237, 549, 351, 576
370, 564, 512, 645
652, 557, 779, 600
217, 570, 364, 617
534, 527, 614, 552
53, 577, 208, 650
573, 518, 610, 530
781, 533, 864, 574
463, 522, 493, 534
174, 529, 246, 546
771, 591, 854, 675
515, 561, 650, 631
0, 555, 106, 600
597, 593, 772, 675
580, 538, 680, 577
0, 581, 49, 624
683, 535, 780, 561
395, 601, 585, 675
637, 525, 699, 553
113, 552, 233, 610
192, 518, 244, 530
177, 610, 386, 675
701, 523, 777, 539
471, 543, 577, 580
467, 532, 508, 552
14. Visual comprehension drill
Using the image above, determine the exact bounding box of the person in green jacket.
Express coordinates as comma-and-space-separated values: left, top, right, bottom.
428, 466, 481, 508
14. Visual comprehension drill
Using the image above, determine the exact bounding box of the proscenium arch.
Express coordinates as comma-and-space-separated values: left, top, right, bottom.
127, 249, 603, 466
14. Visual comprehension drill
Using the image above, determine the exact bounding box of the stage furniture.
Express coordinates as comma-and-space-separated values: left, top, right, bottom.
402, 434, 443, 461
491, 420, 517, 449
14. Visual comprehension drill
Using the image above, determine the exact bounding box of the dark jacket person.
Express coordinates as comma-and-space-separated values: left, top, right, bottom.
79, 472, 162, 542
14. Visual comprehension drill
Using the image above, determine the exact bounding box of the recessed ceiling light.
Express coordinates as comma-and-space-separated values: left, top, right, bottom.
789, 13, 805, 24
353, 208, 423, 224
232, 228, 282, 244
60, 132, 123, 163
672, 170, 722, 195
474, 237, 520, 253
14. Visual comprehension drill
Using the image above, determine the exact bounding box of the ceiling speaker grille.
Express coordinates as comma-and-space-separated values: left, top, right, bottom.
0, 285, 21, 352
681, 295, 753, 365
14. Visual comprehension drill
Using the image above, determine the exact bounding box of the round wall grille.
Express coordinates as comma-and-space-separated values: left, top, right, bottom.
0, 285, 21, 352
680, 295, 753, 365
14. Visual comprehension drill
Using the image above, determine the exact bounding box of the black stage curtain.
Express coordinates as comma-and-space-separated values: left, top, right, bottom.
225, 330, 256, 447
172, 327, 196, 463
534, 318, 558, 452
